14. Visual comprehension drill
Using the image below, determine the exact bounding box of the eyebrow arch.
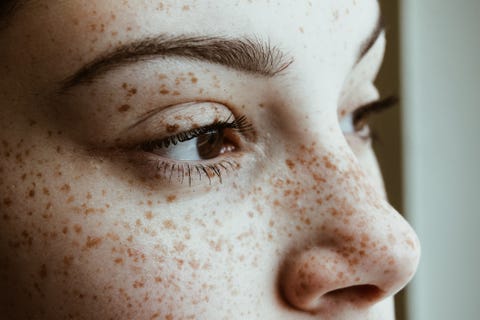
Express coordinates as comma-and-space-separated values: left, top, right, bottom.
59, 35, 294, 91
357, 12, 385, 63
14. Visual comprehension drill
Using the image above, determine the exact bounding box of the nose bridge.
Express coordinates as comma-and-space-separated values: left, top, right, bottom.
284, 139, 413, 245
278, 141, 420, 313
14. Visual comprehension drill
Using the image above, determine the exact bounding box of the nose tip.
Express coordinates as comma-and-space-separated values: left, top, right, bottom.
280, 220, 421, 314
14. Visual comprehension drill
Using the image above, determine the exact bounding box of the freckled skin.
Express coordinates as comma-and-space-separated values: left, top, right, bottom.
0, 0, 420, 319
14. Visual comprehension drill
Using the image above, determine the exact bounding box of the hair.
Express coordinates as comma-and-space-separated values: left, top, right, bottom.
0, 0, 22, 28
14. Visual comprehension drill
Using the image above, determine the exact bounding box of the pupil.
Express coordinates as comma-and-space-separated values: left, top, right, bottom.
196, 130, 224, 159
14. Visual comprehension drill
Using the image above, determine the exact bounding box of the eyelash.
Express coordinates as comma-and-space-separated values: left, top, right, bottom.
351, 95, 398, 140
141, 115, 252, 149
138, 115, 252, 185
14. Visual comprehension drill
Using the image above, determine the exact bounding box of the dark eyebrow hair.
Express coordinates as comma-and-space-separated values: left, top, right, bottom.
59, 35, 294, 91
357, 12, 385, 63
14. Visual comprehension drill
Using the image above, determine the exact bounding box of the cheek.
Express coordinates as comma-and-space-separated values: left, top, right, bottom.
0, 134, 270, 318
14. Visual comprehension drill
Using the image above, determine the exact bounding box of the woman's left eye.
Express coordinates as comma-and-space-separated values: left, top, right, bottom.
340, 96, 398, 140
340, 111, 371, 140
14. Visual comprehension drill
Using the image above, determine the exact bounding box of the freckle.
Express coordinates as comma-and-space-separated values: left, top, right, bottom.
133, 280, 145, 288
62, 226, 68, 234
160, 89, 170, 95
60, 184, 71, 193
166, 194, 177, 203
174, 242, 186, 252
85, 236, 102, 249
114, 258, 124, 265
285, 159, 295, 170
63, 256, 73, 268
172, 91, 181, 96
128, 88, 137, 96
39, 264, 47, 279
191, 77, 198, 83
73, 224, 82, 234
388, 233, 397, 245
182, 5, 190, 11
118, 104, 131, 112
3, 197, 13, 207
329, 208, 339, 216
162, 219, 176, 230
66, 196, 75, 203
406, 239, 415, 249
145, 211, 153, 220
28, 189, 35, 198
166, 124, 179, 133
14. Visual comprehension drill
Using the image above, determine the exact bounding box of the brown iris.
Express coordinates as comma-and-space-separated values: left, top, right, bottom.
196, 130, 225, 159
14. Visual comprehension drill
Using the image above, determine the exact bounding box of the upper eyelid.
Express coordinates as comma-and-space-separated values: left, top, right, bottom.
140, 114, 253, 150
352, 95, 398, 126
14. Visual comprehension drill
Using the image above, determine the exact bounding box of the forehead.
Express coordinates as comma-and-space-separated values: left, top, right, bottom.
4, 0, 381, 98
16, 0, 379, 45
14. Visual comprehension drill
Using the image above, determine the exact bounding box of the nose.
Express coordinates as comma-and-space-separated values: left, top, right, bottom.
278, 147, 421, 315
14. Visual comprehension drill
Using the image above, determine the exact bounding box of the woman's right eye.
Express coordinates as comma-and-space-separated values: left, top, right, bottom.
140, 115, 251, 161
143, 127, 232, 161
135, 115, 252, 185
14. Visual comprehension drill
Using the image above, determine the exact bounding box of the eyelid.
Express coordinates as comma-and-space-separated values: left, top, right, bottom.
140, 114, 252, 152
118, 101, 242, 147
352, 95, 398, 131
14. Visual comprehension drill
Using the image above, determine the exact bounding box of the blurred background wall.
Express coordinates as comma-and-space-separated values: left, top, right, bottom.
374, 1, 480, 319
371, 0, 406, 317
401, 1, 480, 319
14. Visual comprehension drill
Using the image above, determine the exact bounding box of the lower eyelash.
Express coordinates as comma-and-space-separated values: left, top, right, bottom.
146, 158, 240, 186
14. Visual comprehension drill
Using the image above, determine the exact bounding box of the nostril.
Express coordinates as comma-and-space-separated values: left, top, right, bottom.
324, 284, 384, 305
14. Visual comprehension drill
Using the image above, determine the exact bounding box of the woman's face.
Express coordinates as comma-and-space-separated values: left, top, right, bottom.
0, 0, 420, 319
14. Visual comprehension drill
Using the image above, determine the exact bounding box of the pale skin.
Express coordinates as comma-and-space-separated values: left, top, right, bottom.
0, 0, 420, 319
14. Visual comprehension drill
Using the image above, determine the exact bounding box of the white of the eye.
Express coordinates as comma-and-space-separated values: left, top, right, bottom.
153, 138, 202, 161
340, 113, 370, 138
339, 113, 355, 134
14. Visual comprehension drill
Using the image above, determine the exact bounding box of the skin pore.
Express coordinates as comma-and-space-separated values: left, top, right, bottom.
0, 1, 420, 319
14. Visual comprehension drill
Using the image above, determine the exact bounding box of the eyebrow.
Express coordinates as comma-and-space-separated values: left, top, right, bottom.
357, 12, 385, 63
59, 35, 294, 91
